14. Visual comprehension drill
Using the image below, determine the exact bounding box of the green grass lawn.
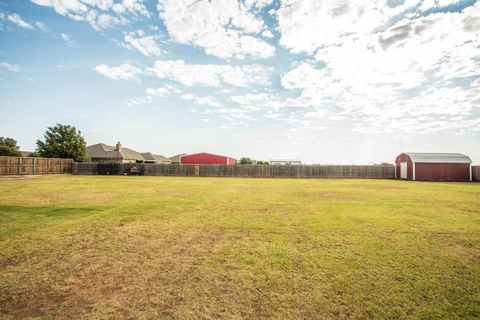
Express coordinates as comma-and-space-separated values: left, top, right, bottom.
0, 176, 479, 319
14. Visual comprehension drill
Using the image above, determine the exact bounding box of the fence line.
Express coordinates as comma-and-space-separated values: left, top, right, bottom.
2, 160, 476, 180
473, 166, 480, 182
73, 162, 396, 179
0, 156, 74, 176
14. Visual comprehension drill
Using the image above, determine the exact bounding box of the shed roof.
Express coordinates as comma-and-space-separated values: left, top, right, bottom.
405, 153, 472, 164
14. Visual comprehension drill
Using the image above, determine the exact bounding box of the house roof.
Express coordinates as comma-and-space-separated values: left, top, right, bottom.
141, 152, 156, 161
141, 153, 172, 163
88, 143, 144, 161
120, 147, 145, 161
169, 153, 186, 162
405, 153, 472, 164
181, 152, 235, 160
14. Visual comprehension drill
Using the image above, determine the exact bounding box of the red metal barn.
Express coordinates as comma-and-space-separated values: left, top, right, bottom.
395, 153, 472, 181
180, 152, 236, 165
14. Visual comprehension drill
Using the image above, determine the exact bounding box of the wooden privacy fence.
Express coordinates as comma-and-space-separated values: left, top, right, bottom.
0, 156, 74, 175
4, 160, 478, 180
74, 162, 396, 179
473, 166, 480, 182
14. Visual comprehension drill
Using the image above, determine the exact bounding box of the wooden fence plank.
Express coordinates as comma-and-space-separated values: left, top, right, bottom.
472, 166, 480, 182
0, 156, 73, 176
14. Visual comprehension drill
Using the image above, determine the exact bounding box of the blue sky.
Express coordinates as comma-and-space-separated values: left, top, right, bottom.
0, 0, 479, 164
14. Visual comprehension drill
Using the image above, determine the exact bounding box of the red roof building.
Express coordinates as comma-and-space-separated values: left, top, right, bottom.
180, 152, 236, 165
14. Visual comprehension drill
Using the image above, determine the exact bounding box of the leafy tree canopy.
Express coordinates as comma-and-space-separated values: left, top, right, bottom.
36, 124, 89, 162
239, 157, 252, 165
0, 137, 21, 156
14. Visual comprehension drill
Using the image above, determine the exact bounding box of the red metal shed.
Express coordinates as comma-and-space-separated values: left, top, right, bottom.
395, 153, 472, 181
180, 152, 236, 165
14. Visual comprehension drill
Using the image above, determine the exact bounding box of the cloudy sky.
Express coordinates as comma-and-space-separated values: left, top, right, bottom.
0, 0, 479, 164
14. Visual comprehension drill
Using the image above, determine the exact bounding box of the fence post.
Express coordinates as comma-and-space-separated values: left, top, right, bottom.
33, 158, 36, 175
17, 157, 21, 175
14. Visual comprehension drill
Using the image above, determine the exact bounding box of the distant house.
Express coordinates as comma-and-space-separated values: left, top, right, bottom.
270, 159, 302, 165
88, 142, 170, 164
169, 153, 186, 164
180, 152, 236, 165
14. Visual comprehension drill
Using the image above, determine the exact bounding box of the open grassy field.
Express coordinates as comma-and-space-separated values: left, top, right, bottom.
0, 176, 479, 319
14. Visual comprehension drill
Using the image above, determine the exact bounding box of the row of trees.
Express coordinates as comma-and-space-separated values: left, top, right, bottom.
239, 157, 269, 165
0, 124, 89, 162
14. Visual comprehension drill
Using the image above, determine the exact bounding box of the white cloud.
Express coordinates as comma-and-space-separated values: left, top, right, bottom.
181, 93, 223, 108
181, 92, 261, 124
30, 0, 146, 30
149, 59, 270, 87
230, 93, 284, 110
128, 95, 153, 107
145, 85, 179, 97
35, 21, 48, 31
124, 30, 162, 56
32, 0, 150, 15
94, 63, 142, 81
275, 0, 480, 54
112, 3, 126, 14
61, 33, 77, 47
83, 0, 115, 11
31, 0, 88, 16
114, 0, 150, 16
261, 29, 274, 38
24, 0, 480, 140
0, 62, 21, 72
277, 2, 480, 135
7, 13, 33, 29
146, 87, 168, 97
92, 13, 126, 29
127, 85, 179, 107
158, 0, 275, 59
248, 0, 274, 9
277, 1, 387, 54
230, 93, 273, 105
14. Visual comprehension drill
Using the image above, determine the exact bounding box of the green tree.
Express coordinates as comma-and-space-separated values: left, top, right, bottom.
36, 124, 89, 162
0, 137, 21, 156
240, 157, 252, 165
